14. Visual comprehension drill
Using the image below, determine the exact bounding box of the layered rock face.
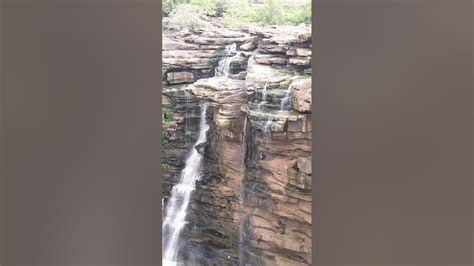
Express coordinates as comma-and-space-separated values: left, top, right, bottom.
239, 26, 312, 266
163, 18, 252, 86
162, 21, 312, 266
162, 86, 201, 198
184, 76, 248, 265
162, 18, 249, 196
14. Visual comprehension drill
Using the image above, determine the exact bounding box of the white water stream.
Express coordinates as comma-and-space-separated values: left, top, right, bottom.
256, 82, 269, 111
215, 43, 237, 76
162, 104, 210, 265
280, 79, 302, 112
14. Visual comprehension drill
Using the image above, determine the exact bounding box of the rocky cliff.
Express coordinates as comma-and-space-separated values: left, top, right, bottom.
162, 19, 312, 266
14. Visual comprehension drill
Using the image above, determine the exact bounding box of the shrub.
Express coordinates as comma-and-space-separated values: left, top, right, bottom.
189, 0, 228, 16
164, 0, 229, 17
251, 0, 285, 25
162, 111, 173, 122
283, 0, 311, 25
185, 129, 194, 137
168, 4, 210, 30
163, 0, 311, 28
246, 0, 311, 26
163, 0, 190, 16
161, 163, 172, 170
222, 2, 256, 27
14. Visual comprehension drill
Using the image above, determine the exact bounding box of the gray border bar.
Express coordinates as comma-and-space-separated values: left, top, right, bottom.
313, 1, 472, 265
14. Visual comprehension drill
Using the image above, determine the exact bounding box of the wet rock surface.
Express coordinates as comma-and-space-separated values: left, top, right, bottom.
163, 23, 312, 266
163, 19, 252, 85
162, 86, 201, 199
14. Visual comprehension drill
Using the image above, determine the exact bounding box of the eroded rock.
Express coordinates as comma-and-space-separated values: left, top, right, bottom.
254, 54, 288, 65
240, 41, 257, 51
291, 78, 312, 113
167, 71, 195, 84
289, 56, 311, 67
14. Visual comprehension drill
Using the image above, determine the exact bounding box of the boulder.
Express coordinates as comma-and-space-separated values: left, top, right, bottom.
166, 71, 195, 84
296, 157, 312, 175
287, 47, 312, 57
240, 41, 257, 51
291, 78, 312, 113
254, 54, 288, 65
288, 56, 311, 67
245, 57, 291, 88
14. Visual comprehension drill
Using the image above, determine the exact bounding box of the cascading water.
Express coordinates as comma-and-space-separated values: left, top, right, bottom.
215, 43, 237, 76
256, 82, 269, 111
280, 87, 292, 112
262, 79, 304, 135
263, 115, 273, 134
162, 103, 210, 266
224, 42, 237, 55
280, 79, 302, 112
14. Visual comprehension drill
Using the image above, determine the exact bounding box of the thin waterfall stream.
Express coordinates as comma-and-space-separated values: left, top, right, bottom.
215, 42, 237, 76
163, 42, 240, 265
256, 82, 269, 111
280, 79, 302, 112
162, 103, 210, 266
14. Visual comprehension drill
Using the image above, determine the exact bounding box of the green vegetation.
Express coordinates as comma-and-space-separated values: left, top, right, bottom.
162, 111, 174, 122
190, 0, 227, 16
185, 129, 194, 138
229, 0, 311, 26
162, 135, 169, 145
163, 0, 227, 17
167, 4, 210, 30
163, 0, 189, 16
162, 108, 175, 129
163, 0, 311, 28
162, 107, 174, 145
161, 163, 172, 170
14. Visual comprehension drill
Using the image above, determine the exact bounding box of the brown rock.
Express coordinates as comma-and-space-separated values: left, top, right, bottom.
167, 71, 195, 84
288, 56, 311, 67
249, 25, 311, 44
240, 41, 257, 51
296, 48, 312, 56
286, 47, 312, 57
296, 157, 312, 175
259, 43, 290, 54
245, 57, 290, 88
291, 78, 312, 113
286, 47, 297, 56
254, 54, 288, 65
186, 36, 250, 45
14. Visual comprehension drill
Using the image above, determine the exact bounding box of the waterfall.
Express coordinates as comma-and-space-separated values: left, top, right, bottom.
162, 103, 210, 266
224, 42, 237, 55
261, 82, 268, 102
256, 82, 269, 111
280, 87, 292, 111
280, 79, 302, 112
263, 115, 273, 134
215, 43, 237, 77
